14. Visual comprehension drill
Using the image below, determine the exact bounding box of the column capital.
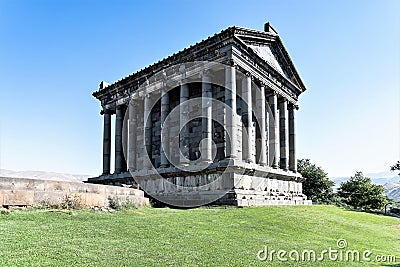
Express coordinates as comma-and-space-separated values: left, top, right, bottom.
266, 90, 278, 97
116, 104, 127, 111
130, 91, 140, 100
142, 93, 152, 100
128, 99, 138, 108
199, 69, 214, 79
100, 108, 112, 115
288, 103, 299, 110
178, 80, 183, 86
278, 97, 288, 104
161, 86, 169, 94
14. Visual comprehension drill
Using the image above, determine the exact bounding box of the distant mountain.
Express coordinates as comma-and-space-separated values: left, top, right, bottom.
0, 169, 91, 183
331, 172, 399, 187
384, 182, 400, 202
330, 172, 400, 202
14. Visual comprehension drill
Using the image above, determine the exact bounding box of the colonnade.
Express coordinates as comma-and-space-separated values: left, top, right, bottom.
101, 66, 297, 175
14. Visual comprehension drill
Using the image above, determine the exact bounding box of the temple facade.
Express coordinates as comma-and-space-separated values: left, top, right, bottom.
87, 23, 312, 207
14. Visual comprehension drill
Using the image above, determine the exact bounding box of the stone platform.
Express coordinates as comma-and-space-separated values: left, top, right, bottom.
89, 160, 312, 207
0, 177, 149, 208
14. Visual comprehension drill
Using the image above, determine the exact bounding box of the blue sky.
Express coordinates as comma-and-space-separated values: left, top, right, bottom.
0, 0, 399, 177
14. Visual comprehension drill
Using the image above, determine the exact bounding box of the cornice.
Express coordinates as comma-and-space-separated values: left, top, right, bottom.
93, 25, 307, 107
93, 27, 237, 100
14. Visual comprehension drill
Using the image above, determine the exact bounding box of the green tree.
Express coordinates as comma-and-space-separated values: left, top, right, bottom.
338, 172, 387, 210
390, 161, 400, 176
297, 159, 334, 203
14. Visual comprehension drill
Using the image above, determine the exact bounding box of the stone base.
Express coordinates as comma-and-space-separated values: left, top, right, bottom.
87, 162, 311, 207
217, 190, 312, 206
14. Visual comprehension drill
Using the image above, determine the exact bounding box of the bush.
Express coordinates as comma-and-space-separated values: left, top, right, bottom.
58, 194, 85, 210
107, 196, 137, 211
322, 193, 346, 207
36, 194, 85, 210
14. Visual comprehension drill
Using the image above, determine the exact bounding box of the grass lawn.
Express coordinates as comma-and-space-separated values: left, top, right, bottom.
0, 205, 399, 266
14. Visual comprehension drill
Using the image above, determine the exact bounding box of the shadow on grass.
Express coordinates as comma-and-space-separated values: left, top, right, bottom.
340, 205, 400, 219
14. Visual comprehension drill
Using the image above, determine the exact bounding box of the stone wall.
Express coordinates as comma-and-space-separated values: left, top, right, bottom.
0, 177, 149, 207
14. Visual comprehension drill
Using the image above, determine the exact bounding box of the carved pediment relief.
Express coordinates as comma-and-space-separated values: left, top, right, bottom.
248, 44, 288, 78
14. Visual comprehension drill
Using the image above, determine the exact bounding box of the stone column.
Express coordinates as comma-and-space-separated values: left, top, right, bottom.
242, 73, 254, 163
201, 72, 213, 163
160, 88, 170, 168
143, 95, 153, 169
115, 105, 126, 173
289, 104, 297, 172
257, 83, 267, 166
279, 99, 289, 170
268, 92, 279, 168
225, 62, 237, 159
180, 83, 190, 165
122, 110, 128, 172
128, 100, 137, 172
102, 109, 111, 175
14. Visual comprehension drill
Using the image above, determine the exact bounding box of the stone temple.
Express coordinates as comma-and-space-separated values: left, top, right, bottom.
87, 23, 312, 207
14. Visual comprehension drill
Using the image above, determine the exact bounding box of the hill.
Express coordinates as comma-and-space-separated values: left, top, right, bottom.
0, 169, 90, 183
385, 182, 400, 202
331, 172, 399, 187
0, 205, 398, 266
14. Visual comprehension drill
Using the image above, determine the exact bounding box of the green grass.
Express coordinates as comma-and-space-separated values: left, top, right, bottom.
0, 205, 399, 266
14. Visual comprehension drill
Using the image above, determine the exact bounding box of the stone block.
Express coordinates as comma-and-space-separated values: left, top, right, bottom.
78, 193, 106, 207
44, 181, 70, 192
34, 191, 64, 206
3, 190, 34, 206
0, 190, 3, 206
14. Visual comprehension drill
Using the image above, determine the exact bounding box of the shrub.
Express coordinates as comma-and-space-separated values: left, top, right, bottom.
107, 196, 137, 211
58, 194, 85, 210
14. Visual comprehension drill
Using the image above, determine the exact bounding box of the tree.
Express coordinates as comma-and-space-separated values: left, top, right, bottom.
390, 161, 400, 176
337, 172, 387, 210
297, 159, 334, 203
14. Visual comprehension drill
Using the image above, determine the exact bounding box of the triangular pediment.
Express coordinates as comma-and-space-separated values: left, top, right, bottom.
234, 28, 306, 92
248, 44, 288, 78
